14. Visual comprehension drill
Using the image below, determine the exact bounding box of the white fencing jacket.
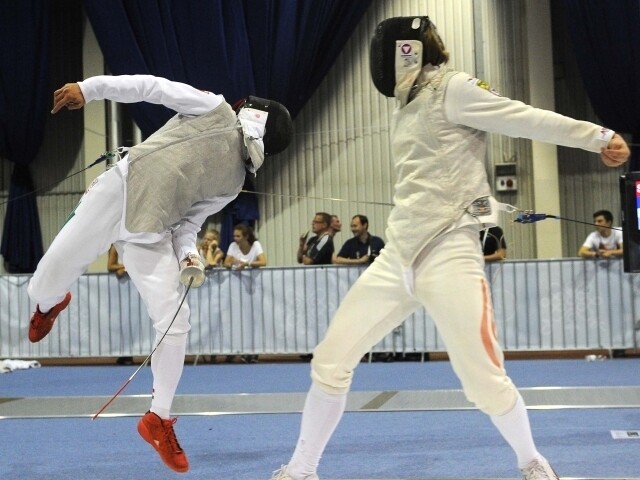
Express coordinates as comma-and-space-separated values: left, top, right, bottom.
388, 65, 614, 266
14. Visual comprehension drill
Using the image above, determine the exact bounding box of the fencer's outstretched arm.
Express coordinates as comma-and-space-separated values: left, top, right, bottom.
52, 75, 223, 116
444, 73, 630, 167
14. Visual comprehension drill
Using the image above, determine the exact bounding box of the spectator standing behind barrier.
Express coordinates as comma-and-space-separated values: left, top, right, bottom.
328, 215, 342, 238
223, 223, 265, 364
578, 210, 623, 259
107, 244, 133, 366
297, 212, 334, 265
333, 214, 385, 265
107, 244, 127, 278
481, 226, 507, 262
199, 228, 224, 268
223, 224, 266, 270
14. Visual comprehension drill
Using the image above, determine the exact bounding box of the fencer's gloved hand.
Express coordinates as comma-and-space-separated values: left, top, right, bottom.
179, 254, 205, 288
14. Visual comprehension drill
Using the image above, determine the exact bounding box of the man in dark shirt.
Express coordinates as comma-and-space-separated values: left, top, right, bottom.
480, 226, 507, 262
297, 212, 334, 265
328, 214, 342, 238
334, 215, 385, 265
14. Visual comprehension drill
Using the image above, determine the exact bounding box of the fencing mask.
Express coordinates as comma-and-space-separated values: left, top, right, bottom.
235, 96, 293, 174
370, 16, 433, 98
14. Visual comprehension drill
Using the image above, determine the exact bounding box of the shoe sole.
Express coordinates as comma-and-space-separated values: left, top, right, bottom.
137, 419, 189, 473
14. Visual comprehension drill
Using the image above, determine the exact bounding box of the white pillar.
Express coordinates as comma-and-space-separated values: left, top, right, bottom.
82, 18, 108, 272
526, 0, 562, 258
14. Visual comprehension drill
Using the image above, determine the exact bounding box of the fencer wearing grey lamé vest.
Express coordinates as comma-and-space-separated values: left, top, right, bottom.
125, 102, 246, 233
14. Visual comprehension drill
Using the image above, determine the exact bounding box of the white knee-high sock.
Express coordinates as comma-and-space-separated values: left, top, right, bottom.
490, 392, 543, 468
150, 335, 186, 419
287, 383, 347, 479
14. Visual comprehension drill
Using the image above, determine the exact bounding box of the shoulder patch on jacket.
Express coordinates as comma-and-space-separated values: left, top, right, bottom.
465, 77, 502, 97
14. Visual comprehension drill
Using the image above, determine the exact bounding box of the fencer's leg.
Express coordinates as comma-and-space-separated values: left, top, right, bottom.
286, 244, 420, 479
286, 384, 347, 479
28, 168, 123, 310
490, 392, 543, 468
150, 331, 187, 419
413, 226, 542, 467
119, 238, 190, 417
310, 243, 420, 394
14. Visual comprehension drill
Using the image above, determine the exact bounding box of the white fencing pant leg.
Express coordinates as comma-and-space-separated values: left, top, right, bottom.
412, 225, 517, 415
119, 238, 190, 417
310, 242, 421, 393
290, 243, 420, 477
28, 168, 123, 310
413, 227, 541, 467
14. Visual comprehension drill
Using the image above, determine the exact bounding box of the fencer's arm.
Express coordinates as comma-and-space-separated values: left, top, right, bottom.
51, 83, 86, 113
600, 133, 629, 167
444, 73, 629, 167
73, 75, 223, 115
171, 194, 238, 261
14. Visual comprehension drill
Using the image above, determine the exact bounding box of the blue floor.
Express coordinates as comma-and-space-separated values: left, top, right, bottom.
2, 358, 640, 479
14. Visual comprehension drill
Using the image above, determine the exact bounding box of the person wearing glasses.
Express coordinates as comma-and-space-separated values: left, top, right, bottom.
297, 212, 335, 265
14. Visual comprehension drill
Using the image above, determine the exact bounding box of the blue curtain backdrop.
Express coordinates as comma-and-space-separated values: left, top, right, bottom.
83, 0, 373, 135
0, 1, 49, 273
560, 0, 640, 169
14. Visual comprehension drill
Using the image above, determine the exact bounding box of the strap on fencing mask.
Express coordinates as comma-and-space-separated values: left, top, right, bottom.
370, 16, 432, 100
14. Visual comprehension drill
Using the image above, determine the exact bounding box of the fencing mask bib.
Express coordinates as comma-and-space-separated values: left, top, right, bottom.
370, 16, 432, 99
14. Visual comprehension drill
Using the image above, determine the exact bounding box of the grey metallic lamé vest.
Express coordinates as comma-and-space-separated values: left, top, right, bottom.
124, 102, 247, 233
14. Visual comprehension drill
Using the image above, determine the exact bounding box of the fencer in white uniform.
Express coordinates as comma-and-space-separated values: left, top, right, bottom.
271, 17, 629, 480
27, 75, 291, 473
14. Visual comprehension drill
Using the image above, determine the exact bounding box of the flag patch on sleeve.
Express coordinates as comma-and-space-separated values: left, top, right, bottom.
466, 77, 502, 97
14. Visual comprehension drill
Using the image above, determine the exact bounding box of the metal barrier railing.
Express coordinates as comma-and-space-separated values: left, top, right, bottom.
1, 260, 638, 358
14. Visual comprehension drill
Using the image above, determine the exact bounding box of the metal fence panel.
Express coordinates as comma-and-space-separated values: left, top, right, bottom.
1, 260, 637, 358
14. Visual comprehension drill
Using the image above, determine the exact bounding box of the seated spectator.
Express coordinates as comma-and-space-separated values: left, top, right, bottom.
297, 212, 334, 265
333, 214, 385, 265
481, 226, 507, 262
199, 228, 224, 268
579, 209, 623, 259
223, 224, 266, 270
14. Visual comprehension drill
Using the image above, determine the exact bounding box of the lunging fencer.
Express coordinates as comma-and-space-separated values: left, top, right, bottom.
271, 16, 630, 480
27, 74, 292, 473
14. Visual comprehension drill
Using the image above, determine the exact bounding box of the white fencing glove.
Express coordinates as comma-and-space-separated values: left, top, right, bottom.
179, 253, 205, 288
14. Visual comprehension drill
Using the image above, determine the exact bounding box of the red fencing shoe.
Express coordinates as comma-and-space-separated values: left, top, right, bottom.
28, 292, 72, 343
137, 411, 189, 473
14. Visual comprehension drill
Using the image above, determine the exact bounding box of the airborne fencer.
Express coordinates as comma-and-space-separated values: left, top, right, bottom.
270, 16, 629, 480
26, 74, 292, 473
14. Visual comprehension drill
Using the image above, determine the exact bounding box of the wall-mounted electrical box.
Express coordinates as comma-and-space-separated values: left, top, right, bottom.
495, 162, 517, 192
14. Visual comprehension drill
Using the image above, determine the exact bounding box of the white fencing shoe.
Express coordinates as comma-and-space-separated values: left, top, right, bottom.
520, 457, 559, 480
270, 465, 319, 480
